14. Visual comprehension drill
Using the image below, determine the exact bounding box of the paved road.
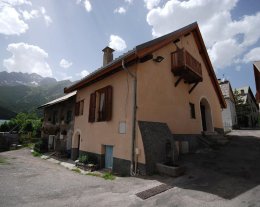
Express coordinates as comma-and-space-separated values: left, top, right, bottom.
0, 130, 260, 207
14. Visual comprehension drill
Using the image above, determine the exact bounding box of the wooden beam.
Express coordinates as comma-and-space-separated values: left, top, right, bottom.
189, 82, 199, 94
175, 77, 182, 87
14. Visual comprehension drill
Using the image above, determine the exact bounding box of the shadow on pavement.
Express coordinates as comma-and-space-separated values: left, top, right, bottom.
141, 134, 260, 200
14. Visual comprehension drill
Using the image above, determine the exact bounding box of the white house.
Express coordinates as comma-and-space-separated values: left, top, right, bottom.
219, 80, 237, 131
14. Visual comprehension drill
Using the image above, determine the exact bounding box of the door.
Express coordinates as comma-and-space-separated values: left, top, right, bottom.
105, 145, 113, 169
76, 135, 80, 159
200, 104, 207, 131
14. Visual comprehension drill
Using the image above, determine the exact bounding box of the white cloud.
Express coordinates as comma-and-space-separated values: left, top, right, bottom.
125, 0, 133, 3
243, 47, 260, 63
109, 35, 127, 51
79, 70, 90, 78
3, 42, 52, 77
0, 2, 52, 35
144, 0, 161, 10
0, 6, 28, 35
114, 7, 126, 14
21, 9, 39, 20
84, 0, 92, 12
40, 7, 52, 26
2, 0, 32, 6
59, 58, 73, 69
145, 0, 260, 70
208, 39, 244, 69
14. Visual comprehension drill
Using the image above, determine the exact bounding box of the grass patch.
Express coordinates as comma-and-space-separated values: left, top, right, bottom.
24, 143, 35, 149
31, 151, 42, 157
71, 168, 81, 173
0, 156, 8, 164
102, 172, 115, 180
86, 172, 101, 177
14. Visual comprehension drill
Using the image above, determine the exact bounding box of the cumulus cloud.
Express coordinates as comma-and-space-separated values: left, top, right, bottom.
243, 47, 260, 63
84, 0, 92, 12
109, 35, 127, 51
0, 1, 52, 35
0, 6, 28, 35
114, 7, 126, 14
59, 58, 73, 69
3, 42, 53, 77
144, 0, 161, 10
145, 0, 260, 70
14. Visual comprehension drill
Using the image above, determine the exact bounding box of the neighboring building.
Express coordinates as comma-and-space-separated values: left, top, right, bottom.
234, 86, 259, 128
219, 80, 237, 131
64, 22, 226, 175
253, 61, 260, 108
38, 91, 76, 157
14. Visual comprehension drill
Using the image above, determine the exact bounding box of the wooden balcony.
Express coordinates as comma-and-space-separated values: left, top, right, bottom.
171, 49, 203, 84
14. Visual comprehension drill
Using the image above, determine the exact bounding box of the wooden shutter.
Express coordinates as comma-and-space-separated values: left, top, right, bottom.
80, 100, 84, 115
75, 102, 80, 116
88, 93, 96, 122
105, 86, 113, 121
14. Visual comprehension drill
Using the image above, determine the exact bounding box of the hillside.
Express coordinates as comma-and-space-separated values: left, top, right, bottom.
0, 72, 74, 119
0, 106, 17, 120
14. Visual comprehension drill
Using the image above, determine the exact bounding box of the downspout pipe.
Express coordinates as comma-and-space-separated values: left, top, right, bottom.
122, 59, 137, 176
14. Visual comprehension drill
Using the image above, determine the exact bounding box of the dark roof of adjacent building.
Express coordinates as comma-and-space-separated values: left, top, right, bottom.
64, 22, 226, 108
38, 91, 76, 109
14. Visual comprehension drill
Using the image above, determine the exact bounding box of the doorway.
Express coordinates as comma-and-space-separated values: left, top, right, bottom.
200, 98, 213, 132
105, 145, 113, 169
76, 135, 80, 159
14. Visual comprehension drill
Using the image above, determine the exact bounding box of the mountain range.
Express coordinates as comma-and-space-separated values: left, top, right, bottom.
0, 71, 74, 119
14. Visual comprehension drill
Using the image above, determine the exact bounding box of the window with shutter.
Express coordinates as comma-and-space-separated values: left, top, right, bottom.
80, 100, 84, 115
105, 85, 112, 121
75, 102, 80, 116
88, 93, 96, 122
89, 85, 113, 122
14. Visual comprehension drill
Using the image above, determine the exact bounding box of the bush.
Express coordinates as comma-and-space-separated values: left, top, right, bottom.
102, 172, 115, 180
79, 154, 88, 164
34, 139, 48, 153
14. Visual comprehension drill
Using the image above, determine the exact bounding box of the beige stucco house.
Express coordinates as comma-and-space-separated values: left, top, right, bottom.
64, 22, 226, 175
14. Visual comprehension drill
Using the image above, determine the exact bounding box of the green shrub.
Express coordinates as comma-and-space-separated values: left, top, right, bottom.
34, 139, 48, 153
71, 168, 81, 173
102, 172, 115, 180
32, 151, 42, 157
79, 154, 88, 164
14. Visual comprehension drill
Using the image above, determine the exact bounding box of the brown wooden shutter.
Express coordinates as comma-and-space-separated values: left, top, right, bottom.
75, 102, 80, 116
80, 100, 84, 115
105, 85, 113, 121
88, 93, 96, 122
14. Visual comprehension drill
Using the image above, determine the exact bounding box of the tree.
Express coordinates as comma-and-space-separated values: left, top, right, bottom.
234, 89, 250, 127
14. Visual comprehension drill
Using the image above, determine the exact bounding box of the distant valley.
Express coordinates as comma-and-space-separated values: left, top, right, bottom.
0, 71, 74, 119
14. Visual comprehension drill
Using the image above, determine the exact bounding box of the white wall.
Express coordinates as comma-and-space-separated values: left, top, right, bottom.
222, 98, 237, 131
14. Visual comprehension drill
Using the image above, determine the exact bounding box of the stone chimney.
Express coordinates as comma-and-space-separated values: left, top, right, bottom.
102, 46, 115, 66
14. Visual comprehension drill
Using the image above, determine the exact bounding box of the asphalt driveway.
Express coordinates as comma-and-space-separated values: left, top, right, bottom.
0, 130, 260, 207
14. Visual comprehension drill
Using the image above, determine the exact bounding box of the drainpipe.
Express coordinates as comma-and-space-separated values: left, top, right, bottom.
122, 59, 137, 176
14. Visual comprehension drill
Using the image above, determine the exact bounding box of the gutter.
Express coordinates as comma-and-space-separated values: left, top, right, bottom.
122, 59, 137, 176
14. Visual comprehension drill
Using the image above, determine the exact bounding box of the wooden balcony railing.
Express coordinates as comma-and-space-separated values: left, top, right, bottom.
171, 48, 203, 84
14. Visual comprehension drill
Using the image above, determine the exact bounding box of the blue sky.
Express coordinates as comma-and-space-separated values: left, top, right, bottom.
0, 0, 260, 93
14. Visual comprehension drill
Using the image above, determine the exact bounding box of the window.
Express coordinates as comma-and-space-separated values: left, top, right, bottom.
66, 110, 72, 123
189, 103, 196, 119
52, 111, 58, 124
75, 100, 84, 116
89, 85, 113, 122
